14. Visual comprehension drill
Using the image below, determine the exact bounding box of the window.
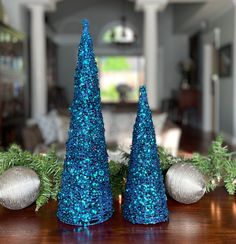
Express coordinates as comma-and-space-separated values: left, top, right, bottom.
103, 25, 136, 44
97, 56, 145, 103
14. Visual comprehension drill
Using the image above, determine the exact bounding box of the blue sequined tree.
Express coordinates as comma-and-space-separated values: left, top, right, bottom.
123, 86, 168, 224
57, 19, 113, 226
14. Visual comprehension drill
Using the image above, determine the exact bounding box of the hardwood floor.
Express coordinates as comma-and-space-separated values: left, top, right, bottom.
179, 125, 236, 155
179, 126, 215, 155
0, 188, 235, 243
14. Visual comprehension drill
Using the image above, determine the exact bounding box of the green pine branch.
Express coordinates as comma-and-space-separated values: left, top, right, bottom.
0, 136, 235, 211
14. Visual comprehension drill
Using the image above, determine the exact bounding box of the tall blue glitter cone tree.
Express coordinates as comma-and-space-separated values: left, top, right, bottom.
123, 86, 168, 224
57, 19, 113, 226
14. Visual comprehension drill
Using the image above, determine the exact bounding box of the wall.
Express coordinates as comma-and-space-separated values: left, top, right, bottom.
54, 3, 189, 104
159, 6, 188, 100
49, 0, 143, 54
173, 3, 204, 33
202, 8, 235, 137
57, 44, 77, 102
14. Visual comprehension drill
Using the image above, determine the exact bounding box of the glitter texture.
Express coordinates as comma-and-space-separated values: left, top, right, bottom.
123, 86, 169, 224
57, 19, 113, 226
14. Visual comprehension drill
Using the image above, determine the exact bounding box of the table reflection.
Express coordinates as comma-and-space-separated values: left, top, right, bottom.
210, 201, 222, 226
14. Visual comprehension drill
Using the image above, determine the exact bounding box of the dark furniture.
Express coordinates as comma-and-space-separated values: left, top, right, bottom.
165, 88, 200, 126
0, 187, 235, 243
0, 22, 25, 148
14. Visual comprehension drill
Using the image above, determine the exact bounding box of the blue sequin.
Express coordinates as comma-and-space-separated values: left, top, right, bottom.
123, 86, 169, 224
57, 19, 113, 226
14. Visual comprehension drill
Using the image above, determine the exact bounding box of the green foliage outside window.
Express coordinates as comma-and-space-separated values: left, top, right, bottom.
100, 56, 131, 72
101, 84, 120, 102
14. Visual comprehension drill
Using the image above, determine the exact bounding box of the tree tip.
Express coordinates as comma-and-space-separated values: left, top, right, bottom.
82, 19, 89, 29
139, 85, 147, 96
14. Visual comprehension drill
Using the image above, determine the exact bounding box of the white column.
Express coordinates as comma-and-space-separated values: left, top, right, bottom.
136, 0, 168, 110
29, 4, 47, 118
143, 4, 159, 110
202, 44, 213, 132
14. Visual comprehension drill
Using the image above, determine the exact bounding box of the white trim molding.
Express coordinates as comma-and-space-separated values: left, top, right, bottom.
135, 0, 169, 11
24, 0, 62, 11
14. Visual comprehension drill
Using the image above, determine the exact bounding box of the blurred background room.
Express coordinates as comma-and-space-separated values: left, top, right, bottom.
0, 0, 236, 156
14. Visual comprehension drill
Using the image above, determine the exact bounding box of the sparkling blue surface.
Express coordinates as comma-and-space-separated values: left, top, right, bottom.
123, 86, 169, 224
57, 19, 113, 226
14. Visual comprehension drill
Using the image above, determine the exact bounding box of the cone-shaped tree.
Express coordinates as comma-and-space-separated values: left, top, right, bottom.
123, 86, 168, 224
57, 19, 113, 226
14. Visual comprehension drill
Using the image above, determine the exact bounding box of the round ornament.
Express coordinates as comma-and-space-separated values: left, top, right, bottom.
165, 163, 206, 204
0, 166, 40, 210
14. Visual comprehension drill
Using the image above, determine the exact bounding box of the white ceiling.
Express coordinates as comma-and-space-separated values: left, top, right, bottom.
48, 0, 208, 25
175, 0, 234, 33
47, 0, 231, 35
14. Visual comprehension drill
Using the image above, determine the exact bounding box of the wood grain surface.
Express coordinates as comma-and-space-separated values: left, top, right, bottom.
0, 187, 235, 244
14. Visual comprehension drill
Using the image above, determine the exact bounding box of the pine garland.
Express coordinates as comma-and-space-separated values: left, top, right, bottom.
191, 137, 228, 191
116, 137, 236, 196
0, 145, 63, 211
109, 161, 127, 198
158, 146, 187, 171
0, 137, 235, 210
159, 137, 236, 194
224, 159, 236, 194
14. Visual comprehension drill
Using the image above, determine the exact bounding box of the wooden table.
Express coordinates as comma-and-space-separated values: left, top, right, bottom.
0, 187, 235, 244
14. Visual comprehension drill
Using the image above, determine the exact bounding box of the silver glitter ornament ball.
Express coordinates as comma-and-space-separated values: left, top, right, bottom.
0, 166, 40, 210
165, 163, 206, 204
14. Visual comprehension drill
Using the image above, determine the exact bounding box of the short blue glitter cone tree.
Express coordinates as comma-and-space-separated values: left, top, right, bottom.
57, 19, 113, 226
123, 86, 168, 224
